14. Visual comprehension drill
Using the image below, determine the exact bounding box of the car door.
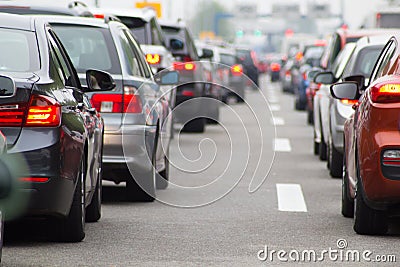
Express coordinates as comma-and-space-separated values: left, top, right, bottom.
47, 29, 96, 196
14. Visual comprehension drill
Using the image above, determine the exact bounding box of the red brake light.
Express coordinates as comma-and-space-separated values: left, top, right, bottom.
146, 54, 161, 65
90, 87, 142, 114
94, 14, 105, 19
285, 70, 291, 77
173, 62, 196, 71
270, 63, 280, 72
20, 177, 49, 183
370, 83, 400, 103
25, 95, 61, 127
182, 90, 195, 97
231, 64, 243, 76
0, 103, 26, 127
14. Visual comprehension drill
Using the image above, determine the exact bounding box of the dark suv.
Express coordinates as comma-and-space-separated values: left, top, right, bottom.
160, 20, 214, 132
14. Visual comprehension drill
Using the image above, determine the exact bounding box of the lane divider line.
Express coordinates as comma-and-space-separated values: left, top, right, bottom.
276, 183, 308, 212
274, 138, 292, 152
271, 117, 285, 126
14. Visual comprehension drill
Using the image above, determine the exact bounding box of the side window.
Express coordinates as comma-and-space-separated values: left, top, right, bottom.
329, 34, 341, 68
47, 30, 78, 88
118, 30, 143, 77
123, 30, 152, 79
370, 40, 396, 82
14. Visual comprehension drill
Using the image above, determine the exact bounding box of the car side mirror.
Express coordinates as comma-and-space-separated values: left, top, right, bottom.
156, 70, 179, 85
170, 38, 184, 50
343, 75, 366, 92
200, 48, 213, 59
0, 75, 16, 98
86, 69, 116, 91
330, 82, 359, 100
314, 71, 336, 84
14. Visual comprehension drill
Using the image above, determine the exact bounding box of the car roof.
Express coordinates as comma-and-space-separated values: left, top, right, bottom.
0, 12, 34, 31
34, 15, 111, 29
159, 19, 186, 29
356, 34, 397, 48
90, 7, 156, 22
0, 1, 93, 17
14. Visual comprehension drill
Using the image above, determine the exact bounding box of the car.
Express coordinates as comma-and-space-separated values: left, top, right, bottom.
313, 29, 393, 162
0, 1, 93, 17
160, 20, 214, 132
331, 34, 400, 234
235, 47, 260, 87
47, 15, 177, 197
197, 42, 245, 104
315, 35, 388, 178
0, 13, 115, 242
305, 67, 323, 125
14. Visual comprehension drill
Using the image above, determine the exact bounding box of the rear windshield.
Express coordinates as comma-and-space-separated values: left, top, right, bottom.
378, 13, 400, 28
52, 25, 121, 74
345, 37, 361, 44
161, 25, 180, 34
117, 16, 146, 44
220, 53, 236, 66
304, 46, 324, 59
0, 28, 39, 72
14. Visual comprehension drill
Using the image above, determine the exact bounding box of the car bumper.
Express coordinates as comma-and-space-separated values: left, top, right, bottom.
102, 125, 156, 183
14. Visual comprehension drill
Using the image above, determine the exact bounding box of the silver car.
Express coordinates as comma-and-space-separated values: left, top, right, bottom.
48, 16, 176, 201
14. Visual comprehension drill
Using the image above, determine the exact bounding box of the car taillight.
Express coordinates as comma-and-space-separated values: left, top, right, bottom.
173, 62, 196, 71
94, 14, 105, 19
25, 95, 61, 127
0, 103, 26, 127
340, 99, 359, 105
182, 90, 194, 97
90, 86, 142, 113
370, 83, 400, 103
231, 64, 243, 76
302, 72, 307, 81
146, 54, 161, 65
285, 70, 291, 77
270, 63, 280, 72
20, 177, 49, 183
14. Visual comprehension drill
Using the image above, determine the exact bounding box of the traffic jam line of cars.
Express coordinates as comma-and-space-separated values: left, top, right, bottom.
0, 1, 254, 260
279, 25, 400, 235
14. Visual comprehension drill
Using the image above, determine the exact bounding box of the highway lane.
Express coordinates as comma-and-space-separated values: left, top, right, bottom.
2, 75, 399, 266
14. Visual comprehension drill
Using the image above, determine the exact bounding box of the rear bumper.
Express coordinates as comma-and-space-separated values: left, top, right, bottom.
102, 124, 156, 183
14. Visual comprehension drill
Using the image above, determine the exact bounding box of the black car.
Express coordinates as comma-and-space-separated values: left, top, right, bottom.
0, 13, 115, 242
160, 20, 214, 132
235, 47, 260, 87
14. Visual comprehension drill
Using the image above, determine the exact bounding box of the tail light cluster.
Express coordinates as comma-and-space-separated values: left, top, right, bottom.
270, 63, 280, 72
0, 94, 61, 127
146, 54, 161, 65
230, 64, 243, 76
173, 62, 196, 71
340, 99, 359, 105
90, 86, 142, 114
370, 83, 400, 103
382, 150, 400, 166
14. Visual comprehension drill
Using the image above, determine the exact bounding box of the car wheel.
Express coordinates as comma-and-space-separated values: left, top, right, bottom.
294, 97, 301, 110
182, 118, 205, 133
55, 157, 86, 242
156, 155, 169, 190
207, 105, 220, 124
307, 109, 314, 125
319, 128, 327, 161
341, 154, 354, 218
329, 140, 343, 178
85, 174, 102, 222
354, 179, 388, 235
313, 130, 319, 155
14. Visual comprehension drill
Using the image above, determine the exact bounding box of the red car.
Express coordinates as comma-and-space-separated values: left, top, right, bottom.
331, 35, 400, 235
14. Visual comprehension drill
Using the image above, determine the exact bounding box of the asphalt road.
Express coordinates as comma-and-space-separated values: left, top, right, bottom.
3, 75, 399, 266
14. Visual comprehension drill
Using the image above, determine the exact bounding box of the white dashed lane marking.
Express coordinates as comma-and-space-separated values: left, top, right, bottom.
276, 184, 308, 212
270, 104, 281, 111
274, 138, 291, 152
271, 117, 285, 126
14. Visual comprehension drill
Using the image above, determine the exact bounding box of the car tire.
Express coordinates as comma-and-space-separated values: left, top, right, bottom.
319, 127, 327, 161
329, 140, 343, 178
156, 156, 169, 190
55, 157, 86, 242
85, 175, 102, 222
307, 109, 314, 125
354, 179, 388, 235
341, 154, 354, 218
182, 118, 205, 133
